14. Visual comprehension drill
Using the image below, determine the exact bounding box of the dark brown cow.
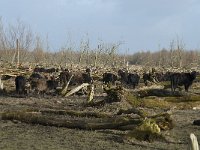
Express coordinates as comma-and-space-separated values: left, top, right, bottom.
29, 72, 44, 80
30, 74, 58, 95
118, 69, 128, 84
143, 72, 157, 86
118, 69, 140, 88
15, 75, 26, 95
59, 69, 72, 87
33, 67, 59, 73
102, 72, 117, 85
59, 68, 93, 87
170, 71, 197, 92
127, 73, 140, 89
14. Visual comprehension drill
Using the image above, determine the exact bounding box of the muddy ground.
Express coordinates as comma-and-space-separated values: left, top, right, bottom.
0, 93, 200, 150
0, 77, 200, 150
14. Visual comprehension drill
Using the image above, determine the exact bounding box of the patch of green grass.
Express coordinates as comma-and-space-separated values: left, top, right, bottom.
165, 95, 200, 103
125, 92, 143, 107
159, 81, 171, 89
142, 98, 170, 109
196, 75, 200, 81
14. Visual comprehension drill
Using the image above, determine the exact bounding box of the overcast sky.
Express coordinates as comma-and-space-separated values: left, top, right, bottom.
0, 0, 200, 53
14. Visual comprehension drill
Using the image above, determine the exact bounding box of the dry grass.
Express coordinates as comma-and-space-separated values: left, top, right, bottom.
142, 97, 171, 109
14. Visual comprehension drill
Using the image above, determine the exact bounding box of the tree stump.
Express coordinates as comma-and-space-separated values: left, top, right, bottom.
103, 85, 124, 103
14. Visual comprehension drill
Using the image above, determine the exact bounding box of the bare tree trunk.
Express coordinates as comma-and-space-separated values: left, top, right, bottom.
94, 51, 98, 68
169, 40, 175, 68
177, 44, 183, 68
17, 39, 20, 68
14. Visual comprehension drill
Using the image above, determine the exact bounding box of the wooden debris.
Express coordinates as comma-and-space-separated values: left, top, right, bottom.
103, 85, 124, 103
150, 113, 174, 130
125, 118, 166, 142
117, 108, 148, 118
0, 77, 3, 90
0, 110, 142, 130
85, 99, 106, 107
137, 89, 182, 98
64, 83, 89, 97
61, 75, 74, 95
39, 109, 113, 118
87, 84, 94, 103
0, 110, 173, 133
189, 133, 199, 150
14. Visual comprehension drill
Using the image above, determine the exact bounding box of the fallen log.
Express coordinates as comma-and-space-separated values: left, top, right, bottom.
85, 99, 106, 107
137, 89, 182, 98
149, 112, 174, 130
64, 83, 89, 97
0, 110, 173, 132
116, 108, 148, 118
39, 109, 113, 118
0, 111, 142, 130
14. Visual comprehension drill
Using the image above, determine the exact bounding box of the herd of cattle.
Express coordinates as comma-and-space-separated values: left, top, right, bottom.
11, 66, 199, 96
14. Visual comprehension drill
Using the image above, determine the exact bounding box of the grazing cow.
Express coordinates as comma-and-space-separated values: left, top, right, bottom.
70, 69, 93, 85
127, 73, 140, 89
118, 69, 140, 88
33, 67, 46, 73
59, 68, 93, 87
82, 72, 93, 84
15, 75, 26, 95
143, 72, 157, 86
118, 69, 128, 84
102, 72, 117, 85
158, 71, 172, 82
59, 69, 71, 87
170, 71, 197, 92
34, 67, 59, 74
45, 68, 59, 73
33, 78, 48, 95
46, 76, 59, 90
30, 76, 58, 94
29, 72, 46, 93
30, 72, 44, 80
83, 68, 93, 83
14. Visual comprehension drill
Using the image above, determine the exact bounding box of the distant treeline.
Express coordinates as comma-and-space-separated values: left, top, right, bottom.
0, 47, 199, 70
127, 49, 200, 69
0, 18, 199, 69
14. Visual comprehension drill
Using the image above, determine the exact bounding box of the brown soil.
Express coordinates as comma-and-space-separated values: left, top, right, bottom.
0, 77, 200, 150
0, 93, 200, 150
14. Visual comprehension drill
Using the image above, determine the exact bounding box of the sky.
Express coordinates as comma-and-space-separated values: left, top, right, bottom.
0, 0, 200, 53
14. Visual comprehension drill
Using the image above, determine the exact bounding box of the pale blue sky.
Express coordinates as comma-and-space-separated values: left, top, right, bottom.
0, 0, 200, 53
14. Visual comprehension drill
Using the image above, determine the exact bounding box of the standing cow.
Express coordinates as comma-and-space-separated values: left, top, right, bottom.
102, 72, 118, 85
170, 71, 197, 92
127, 73, 140, 89
15, 75, 26, 95
118, 69, 140, 88
59, 69, 71, 87
118, 69, 128, 84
